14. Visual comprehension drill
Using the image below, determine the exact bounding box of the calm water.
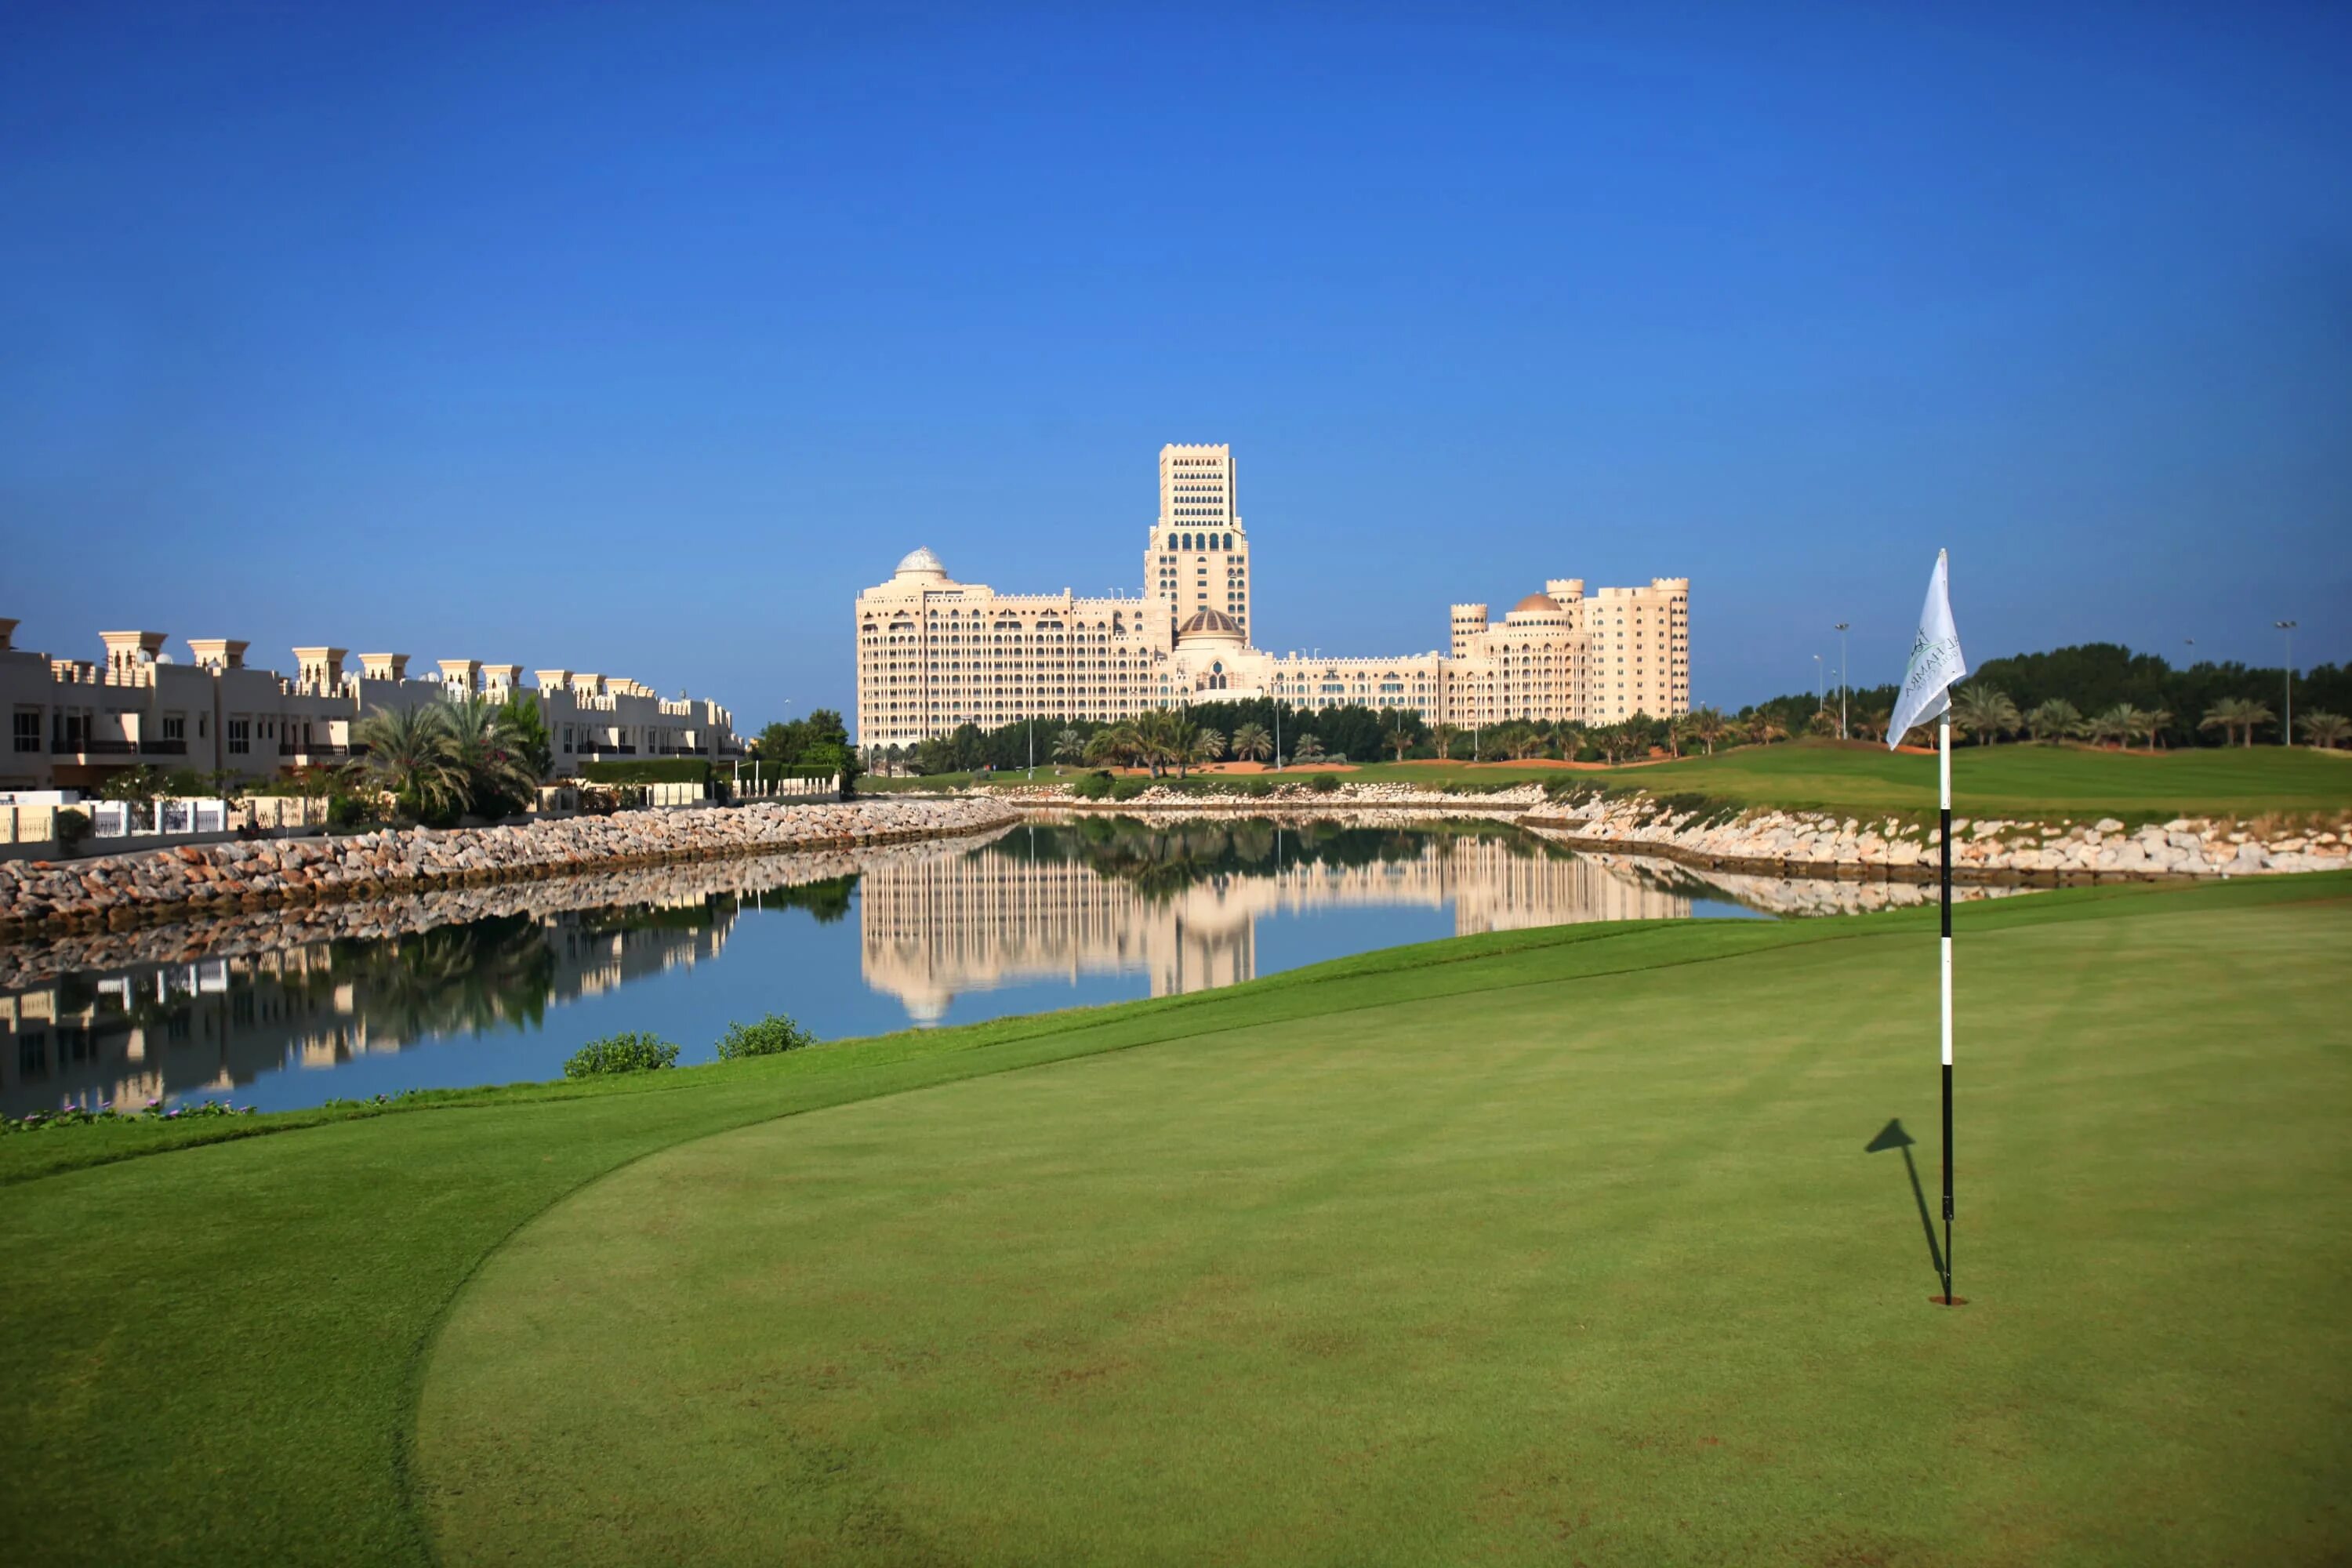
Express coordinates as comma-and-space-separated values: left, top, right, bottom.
0, 814, 1917, 1116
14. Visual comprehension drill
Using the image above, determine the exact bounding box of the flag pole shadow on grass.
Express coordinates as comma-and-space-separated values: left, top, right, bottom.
1866, 1118, 1947, 1286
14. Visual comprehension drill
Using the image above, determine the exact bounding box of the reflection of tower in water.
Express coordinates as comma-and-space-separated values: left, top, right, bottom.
856, 829, 1691, 1022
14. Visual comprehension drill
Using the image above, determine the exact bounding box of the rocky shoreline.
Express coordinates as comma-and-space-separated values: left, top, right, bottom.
0, 826, 1024, 991
1521, 796, 2350, 883
0, 799, 1021, 939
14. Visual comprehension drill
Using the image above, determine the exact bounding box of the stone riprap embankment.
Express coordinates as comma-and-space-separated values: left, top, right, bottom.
0, 799, 1019, 938
1524, 797, 2350, 884
0, 827, 1021, 991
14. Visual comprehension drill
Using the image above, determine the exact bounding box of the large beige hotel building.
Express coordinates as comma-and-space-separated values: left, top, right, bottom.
855, 444, 1689, 749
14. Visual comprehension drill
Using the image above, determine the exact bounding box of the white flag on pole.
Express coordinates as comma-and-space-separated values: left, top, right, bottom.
1889, 550, 1966, 749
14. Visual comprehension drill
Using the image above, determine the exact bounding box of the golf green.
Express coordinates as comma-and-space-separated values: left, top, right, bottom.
415, 886, 2352, 1566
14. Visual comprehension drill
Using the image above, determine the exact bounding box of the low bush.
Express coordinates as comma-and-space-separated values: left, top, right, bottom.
1068, 770, 1115, 800
1310, 773, 1341, 793
1109, 776, 1152, 801
563, 1032, 681, 1078
715, 1013, 817, 1060
580, 759, 712, 786
53, 808, 91, 856
4, 1098, 253, 1134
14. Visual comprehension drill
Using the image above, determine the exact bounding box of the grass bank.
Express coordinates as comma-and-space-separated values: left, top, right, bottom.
3, 873, 2348, 1564
860, 741, 2350, 824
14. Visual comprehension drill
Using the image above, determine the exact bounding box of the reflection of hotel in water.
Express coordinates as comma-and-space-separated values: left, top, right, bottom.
858, 833, 1693, 1022
2, 909, 731, 1116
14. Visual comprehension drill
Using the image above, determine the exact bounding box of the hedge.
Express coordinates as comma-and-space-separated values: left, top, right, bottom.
579, 759, 712, 785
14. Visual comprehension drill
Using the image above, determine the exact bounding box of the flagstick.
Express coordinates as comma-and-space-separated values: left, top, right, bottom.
1939, 713, 1957, 1305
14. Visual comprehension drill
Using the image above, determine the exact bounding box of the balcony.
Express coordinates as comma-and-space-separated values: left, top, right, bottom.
278, 743, 354, 760
47, 737, 189, 758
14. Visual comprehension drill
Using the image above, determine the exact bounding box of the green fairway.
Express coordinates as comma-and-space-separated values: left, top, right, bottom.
2, 877, 2348, 1564
862, 742, 2350, 823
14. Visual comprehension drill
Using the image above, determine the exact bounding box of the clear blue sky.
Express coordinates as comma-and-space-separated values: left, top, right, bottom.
4, 2, 2345, 725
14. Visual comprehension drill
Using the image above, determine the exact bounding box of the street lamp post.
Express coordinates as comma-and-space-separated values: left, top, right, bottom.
2276, 621, 2298, 746
1813, 653, 1824, 711
1834, 623, 1850, 739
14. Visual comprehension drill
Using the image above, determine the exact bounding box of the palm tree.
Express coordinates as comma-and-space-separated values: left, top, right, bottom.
1085, 722, 1140, 768
2297, 710, 2350, 750
2085, 706, 2131, 748
1291, 731, 1325, 764
1948, 682, 2020, 745
441, 695, 542, 815
1659, 714, 1686, 758
2024, 698, 2083, 742
1686, 707, 1728, 755
1806, 708, 1840, 739
1230, 721, 1272, 764
1430, 723, 1461, 760
2201, 697, 2275, 748
2137, 706, 2172, 753
1852, 706, 1891, 742
1743, 716, 1786, 748
1189, 727, 1225, 769
352, 703, 463, 818
1385, 713, 1417, 761
1051, 727, 1086, 765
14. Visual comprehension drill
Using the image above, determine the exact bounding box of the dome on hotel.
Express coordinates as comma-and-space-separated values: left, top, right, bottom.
894, 546, 949, 579
1175, 607, 1244, 643
1510, 592, 1562, 615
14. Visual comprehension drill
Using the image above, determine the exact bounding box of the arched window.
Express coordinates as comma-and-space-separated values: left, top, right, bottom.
1223, 533, 1233, 550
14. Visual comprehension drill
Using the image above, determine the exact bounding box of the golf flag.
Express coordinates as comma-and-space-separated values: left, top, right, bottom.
1889, 550, 1967, 750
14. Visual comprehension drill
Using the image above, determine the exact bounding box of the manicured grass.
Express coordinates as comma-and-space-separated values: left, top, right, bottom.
1543, 739, 2352, 822
3, 875, 2348, 1564
860, 742, 2351, 823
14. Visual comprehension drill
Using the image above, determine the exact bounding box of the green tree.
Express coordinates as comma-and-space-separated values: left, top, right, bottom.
1684, 708, 1727, 756
353, 704, 463, 822
1291, 731, 1325, 765
2024, 698, 2083, 742
1051, 727, 1086, 764
1229, 721, 1272, 764
2200, 697, 2274, 748
2298, 710, 2350, 750
498, 692, 554, 779
1949, 682, 2021, 744
443, 695, 541, 819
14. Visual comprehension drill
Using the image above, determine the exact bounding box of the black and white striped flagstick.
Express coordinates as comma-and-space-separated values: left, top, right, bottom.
1939, 710, 1955, 1305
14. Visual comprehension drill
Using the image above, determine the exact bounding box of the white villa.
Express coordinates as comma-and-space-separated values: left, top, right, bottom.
0, 617, 739, 794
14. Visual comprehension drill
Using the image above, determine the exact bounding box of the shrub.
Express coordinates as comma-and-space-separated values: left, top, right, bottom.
563, 1031, 680, 1077
1068, 770, 1115, 800
53, 808, 91, 856
580, 759, 711, 786
715, 1013, 816, 1060
1109, 775, 1152, 801
1310, 773, 1340, 793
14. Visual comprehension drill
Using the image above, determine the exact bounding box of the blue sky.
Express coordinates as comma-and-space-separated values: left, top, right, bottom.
4, 1, 2345, 724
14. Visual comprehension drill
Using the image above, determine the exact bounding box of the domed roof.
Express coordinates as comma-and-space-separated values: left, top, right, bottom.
1511, 591, 1562, 614
1175, 607, 1244, 642
894, 546, 948, 578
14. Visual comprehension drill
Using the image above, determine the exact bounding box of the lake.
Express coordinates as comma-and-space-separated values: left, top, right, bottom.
0, 814, 1987, 1116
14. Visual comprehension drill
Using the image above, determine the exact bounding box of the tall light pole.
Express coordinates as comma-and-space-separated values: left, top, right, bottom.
1834, 623, 1850, 739
2276, 621, 2297, 746
1813, 653, 1824, 711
